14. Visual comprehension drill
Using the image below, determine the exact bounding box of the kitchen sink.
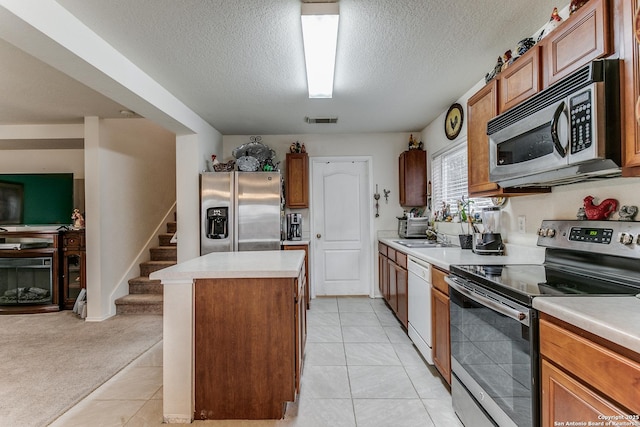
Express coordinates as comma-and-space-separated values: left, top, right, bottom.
393, 239, 451, 248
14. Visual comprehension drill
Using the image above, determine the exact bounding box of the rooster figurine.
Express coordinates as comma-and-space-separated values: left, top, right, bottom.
583, 195, 618, 220
537, 7, 563, 42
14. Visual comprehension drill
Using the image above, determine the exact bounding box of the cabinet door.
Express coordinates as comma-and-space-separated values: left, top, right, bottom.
285, 153, 309, 208
620, 0, 640, 174
467, 80, 500, 197
431, 287, 451, 385
378, 252, 389, 299
295, 271, 307, 395
396, 265, 408, 328
388, 258, 399, 314
399, 150, 427, 207
541, 359, 634, 427
62, 251, 85, 310
431, 268, 450, 384
284, 244, 310, 309
541, 0, 611, 87
498, 46, 541, 112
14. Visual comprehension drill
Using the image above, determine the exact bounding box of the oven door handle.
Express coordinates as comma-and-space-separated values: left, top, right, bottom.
445, 277, 529, 325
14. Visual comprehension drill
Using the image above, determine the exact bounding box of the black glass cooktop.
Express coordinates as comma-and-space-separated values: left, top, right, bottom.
449, 263, 640, 306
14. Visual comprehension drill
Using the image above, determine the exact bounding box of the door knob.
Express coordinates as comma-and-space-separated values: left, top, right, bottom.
316, 233, 322, 238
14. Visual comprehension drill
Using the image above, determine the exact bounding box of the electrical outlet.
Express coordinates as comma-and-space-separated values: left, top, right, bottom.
517, 215, 526, 233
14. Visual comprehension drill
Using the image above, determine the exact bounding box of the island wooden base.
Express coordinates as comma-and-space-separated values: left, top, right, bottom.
194, 275, 305, 420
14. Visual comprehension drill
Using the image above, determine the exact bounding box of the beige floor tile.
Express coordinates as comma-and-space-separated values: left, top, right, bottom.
50, 399, 146, 427
124, 399, 164, 426
92, 366, 162, 400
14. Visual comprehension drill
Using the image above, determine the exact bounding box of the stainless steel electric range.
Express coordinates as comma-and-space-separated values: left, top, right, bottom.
446, 220, 640, 427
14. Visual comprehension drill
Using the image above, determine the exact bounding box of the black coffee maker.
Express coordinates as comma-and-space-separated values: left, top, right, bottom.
286, 213, 302, 241
472, 207, 504, 255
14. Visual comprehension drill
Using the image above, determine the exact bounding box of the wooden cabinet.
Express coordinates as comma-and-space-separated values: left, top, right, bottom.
467, 80, 500, 197
378, 242, 408, 328
285, 153, 309, 208
539, 315, 640, 427
61, 230, 86, 310
498, 45, 541, 112
617, 0, 640, 175
540, 0, 611, 88
283, 243, 310, 309
399, 150, 427, 207
394, 251, 408, 328
378, 242, 389, 299
294, 261, 307, 394
431, 267, 450, 385
194, 272, 305, 420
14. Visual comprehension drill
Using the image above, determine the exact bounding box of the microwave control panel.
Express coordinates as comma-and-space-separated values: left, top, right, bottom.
569, 90, 592, 154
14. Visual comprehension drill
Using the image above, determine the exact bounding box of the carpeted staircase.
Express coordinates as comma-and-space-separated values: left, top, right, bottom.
114, 221, 176, 315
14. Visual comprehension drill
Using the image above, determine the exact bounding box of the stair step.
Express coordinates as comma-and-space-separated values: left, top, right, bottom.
159, 233, 176, 246
150, 246, 177, 261
166, 221, 177, 234
128, 276, 163, 294
115, 294, 163, 315
140, 260, 176, 276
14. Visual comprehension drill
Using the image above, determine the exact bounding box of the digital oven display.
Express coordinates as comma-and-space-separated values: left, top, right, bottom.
569, 227, 613, 244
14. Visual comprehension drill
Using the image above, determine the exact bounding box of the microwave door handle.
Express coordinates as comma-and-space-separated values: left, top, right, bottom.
550, 101, 567, 158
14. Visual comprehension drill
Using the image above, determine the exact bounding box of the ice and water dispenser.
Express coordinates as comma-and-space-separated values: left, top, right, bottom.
206, 207, 229, 239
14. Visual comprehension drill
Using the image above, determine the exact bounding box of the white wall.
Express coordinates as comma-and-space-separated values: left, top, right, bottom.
0, 149, 84, 177
85, 118, 176, 319
223, 133, 415, 235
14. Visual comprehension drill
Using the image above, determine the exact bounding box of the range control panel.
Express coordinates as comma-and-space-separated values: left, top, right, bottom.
537, 220, 640, 258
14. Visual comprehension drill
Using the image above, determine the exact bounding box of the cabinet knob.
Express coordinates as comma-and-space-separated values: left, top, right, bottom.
316, 233, 322, 239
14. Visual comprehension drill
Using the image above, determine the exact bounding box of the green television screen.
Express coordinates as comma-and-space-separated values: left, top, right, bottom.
0, 174, 74, 226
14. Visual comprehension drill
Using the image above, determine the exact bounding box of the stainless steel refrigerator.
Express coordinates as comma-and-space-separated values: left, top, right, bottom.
200, 172, 282, 255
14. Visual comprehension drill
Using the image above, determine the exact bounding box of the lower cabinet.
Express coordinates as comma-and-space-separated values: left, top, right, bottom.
194, 274, 304, 420
378, 242, 408, 329
283, 243, 310, 309
431, 267, 451, 385
539, 314, 640, 427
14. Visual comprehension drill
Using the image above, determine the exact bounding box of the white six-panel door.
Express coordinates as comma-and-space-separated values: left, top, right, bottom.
311, 158, 372, 296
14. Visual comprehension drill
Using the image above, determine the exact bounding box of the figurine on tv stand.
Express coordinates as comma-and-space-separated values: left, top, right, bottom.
71, 209, 85, 229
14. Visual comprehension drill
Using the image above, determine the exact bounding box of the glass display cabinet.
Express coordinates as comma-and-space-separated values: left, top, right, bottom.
61, 230, 86, 310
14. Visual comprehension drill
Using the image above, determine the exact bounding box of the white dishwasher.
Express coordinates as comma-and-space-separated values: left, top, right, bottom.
407, 256, 433, 365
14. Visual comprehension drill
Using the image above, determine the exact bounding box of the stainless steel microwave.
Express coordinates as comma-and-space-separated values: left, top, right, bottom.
488, 59, 621, 188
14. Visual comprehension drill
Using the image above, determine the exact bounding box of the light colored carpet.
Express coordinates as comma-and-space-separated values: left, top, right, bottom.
0, 311, 162, 427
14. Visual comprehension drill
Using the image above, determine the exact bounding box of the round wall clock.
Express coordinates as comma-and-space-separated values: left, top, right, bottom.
444, 103, 464, 140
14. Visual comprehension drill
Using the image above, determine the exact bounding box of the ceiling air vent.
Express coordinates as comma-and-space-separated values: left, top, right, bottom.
305, 116, 338, 124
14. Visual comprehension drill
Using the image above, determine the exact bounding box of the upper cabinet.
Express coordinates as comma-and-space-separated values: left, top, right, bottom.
467, 80, 500, 197
399, 149, 427, 207
540, 0, 611, 87
618, 0, 640, 175
499, 45, 542, 112
285, 153, 309, 208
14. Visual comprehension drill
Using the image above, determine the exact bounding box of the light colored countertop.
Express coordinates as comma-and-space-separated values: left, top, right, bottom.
378, 237, 545, 271
150, 250, 305, 282
281, 240, 310, 246
533, 296, 640, 355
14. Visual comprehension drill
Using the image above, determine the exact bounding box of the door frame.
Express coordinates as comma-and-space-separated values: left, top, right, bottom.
309, 156, 375, 298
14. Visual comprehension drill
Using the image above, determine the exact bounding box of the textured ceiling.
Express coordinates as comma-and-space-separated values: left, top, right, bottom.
1, 0, 559, 134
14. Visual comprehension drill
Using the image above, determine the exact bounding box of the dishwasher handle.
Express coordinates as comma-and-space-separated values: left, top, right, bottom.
445, 276, 529, 326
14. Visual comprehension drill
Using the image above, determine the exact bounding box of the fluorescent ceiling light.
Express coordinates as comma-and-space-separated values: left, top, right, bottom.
301, 3, 339, 98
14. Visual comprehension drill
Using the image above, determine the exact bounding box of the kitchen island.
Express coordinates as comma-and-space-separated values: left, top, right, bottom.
150, 250, 306, 424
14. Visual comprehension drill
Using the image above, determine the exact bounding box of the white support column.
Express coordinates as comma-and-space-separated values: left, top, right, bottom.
162, 280, 194, 423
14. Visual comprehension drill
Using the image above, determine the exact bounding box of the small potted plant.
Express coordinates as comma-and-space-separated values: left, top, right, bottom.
457, 197, 473, 249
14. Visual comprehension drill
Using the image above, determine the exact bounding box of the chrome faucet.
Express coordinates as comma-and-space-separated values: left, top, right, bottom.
425, 228, 450, 245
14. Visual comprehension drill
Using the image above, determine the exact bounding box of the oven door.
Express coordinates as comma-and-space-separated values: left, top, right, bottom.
446, 276, 538, 427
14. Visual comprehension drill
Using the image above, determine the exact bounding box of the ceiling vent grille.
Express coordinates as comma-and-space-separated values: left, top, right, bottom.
305, 116, 338, 124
